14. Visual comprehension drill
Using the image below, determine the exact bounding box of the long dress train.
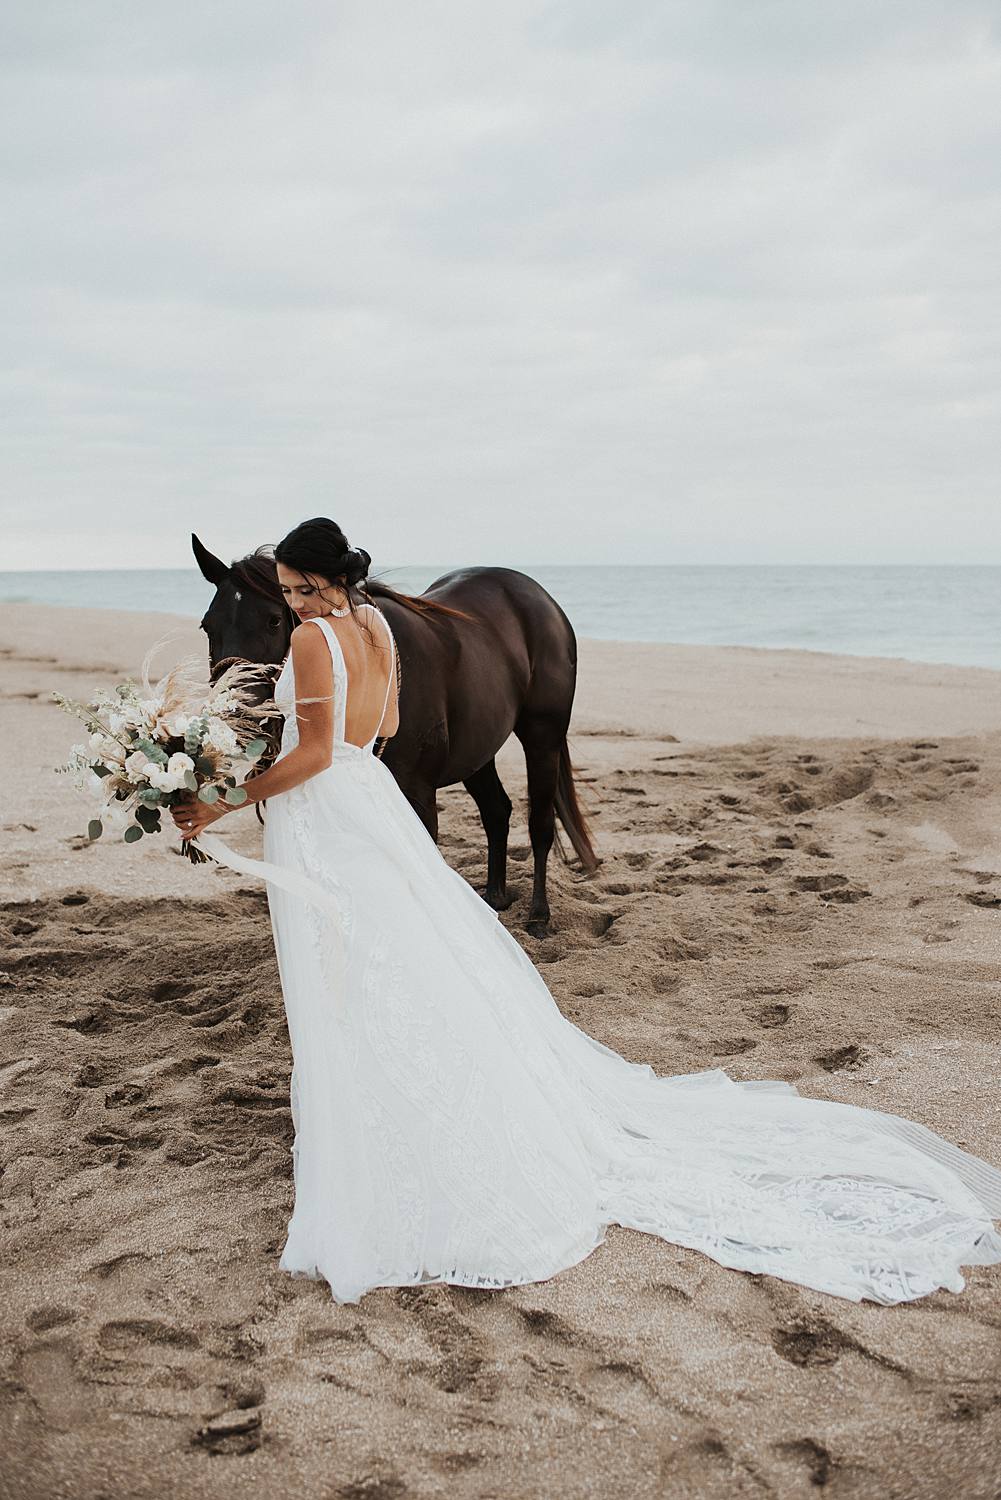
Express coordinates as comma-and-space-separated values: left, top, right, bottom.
196, 606, 1001, 1306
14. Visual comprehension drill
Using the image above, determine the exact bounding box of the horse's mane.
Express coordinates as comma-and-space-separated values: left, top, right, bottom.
230, 548, 474, 623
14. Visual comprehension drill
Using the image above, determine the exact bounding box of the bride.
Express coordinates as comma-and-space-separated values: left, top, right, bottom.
172, 518, 1001, 1307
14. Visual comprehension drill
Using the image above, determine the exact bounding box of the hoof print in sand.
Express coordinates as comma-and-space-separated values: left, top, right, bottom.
75, 1061, 113, 1088
774, 1437, 834, 1486
794, 874, 848, 893
814, 1044, 864, 1072
335, 1474, 406, 1500
771, 1318, 850, 1368
710, 1037, 757, 1056
965, 890, 1001, 909
104, 1082, 147, 1109
99, 1318, 200, 1357
192, 1406, 263, 1456
750, 1003, 790, 1028
26, 1305, 77, 1333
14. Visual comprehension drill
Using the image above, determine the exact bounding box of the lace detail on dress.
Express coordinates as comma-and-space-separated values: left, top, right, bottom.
272, 624, 358, 981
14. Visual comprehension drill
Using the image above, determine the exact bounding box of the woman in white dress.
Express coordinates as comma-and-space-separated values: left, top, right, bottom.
172, 520, 1001, 1307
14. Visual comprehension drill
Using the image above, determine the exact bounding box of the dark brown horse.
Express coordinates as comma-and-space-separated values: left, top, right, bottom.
192, 535, 599, 933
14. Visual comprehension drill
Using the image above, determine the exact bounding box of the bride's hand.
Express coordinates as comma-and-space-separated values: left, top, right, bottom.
170, 796, 230, 840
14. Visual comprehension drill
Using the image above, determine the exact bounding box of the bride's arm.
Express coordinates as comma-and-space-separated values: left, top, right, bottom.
239, 624, 335, 804
170, 625, 333, 833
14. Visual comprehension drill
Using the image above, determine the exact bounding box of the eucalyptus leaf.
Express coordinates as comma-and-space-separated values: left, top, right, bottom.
244, 738, 267, 761
123, 825, 144, 843
183, 770, 199, 792
92, 762, 113, 778
87, 819, 103, 840
224, 785, 248, 805
135, 805, 160, 832
138, 786, 162, 804
198, 785, 220, 804
135, 737, 168, 765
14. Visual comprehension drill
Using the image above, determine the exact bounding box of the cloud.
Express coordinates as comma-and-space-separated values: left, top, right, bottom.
1, 0, 999, 567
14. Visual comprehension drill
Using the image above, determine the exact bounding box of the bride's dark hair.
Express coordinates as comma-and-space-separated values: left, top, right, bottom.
273, 517, 376, 640
270, 517, 474, 640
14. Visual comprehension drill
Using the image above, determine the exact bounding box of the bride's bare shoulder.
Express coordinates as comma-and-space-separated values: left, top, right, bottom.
289, 620, 334, 657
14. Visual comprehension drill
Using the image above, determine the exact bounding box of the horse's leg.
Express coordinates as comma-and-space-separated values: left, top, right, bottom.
411, 786, 439, 844
462, 759, 514, 910
514, 716, 562, 937
390, 771, 439, 843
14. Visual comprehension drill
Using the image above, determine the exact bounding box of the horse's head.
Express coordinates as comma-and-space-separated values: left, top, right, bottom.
192, 533, 292, 680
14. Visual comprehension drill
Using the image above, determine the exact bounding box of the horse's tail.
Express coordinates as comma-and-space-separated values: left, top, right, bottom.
553, 738, 600, 872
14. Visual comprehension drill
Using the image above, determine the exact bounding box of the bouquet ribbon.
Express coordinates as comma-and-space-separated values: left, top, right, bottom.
191, 829, 348, 1013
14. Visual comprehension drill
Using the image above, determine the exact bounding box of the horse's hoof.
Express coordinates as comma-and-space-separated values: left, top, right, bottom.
484, 887, 515, 912
525, 917, 550, 939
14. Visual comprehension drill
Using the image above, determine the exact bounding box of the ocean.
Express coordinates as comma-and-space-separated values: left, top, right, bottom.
1, 565, 999, 671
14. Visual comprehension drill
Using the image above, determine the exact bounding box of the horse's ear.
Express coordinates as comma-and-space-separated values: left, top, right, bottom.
192, 533, 230, 586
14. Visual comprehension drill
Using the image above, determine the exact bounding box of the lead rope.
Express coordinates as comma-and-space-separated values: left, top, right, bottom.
372, 606, 400, 760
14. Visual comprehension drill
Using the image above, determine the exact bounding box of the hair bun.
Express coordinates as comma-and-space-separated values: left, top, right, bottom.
345, 545, 371, 585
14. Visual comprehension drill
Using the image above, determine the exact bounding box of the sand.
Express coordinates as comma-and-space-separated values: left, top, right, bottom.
2, 600, 1000, 1499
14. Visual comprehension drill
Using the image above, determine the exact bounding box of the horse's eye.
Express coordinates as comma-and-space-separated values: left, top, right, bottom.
269, 616, 283, 632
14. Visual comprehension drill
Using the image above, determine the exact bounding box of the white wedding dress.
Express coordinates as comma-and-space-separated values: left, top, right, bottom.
200, 605, 1001, 1307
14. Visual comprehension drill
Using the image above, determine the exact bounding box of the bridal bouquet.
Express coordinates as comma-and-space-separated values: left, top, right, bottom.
54, 647, 282, 864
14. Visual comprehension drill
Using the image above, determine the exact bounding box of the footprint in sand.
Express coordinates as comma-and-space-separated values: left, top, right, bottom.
661, 1434, 749, 1497
334, 1473, 406, 1500
773, 1438, 834, 1488
794, 873, 848, 892
710, 1037, 757, 1056
25, 1305, 77, 1333
813, 1043, 865, 1072
75, 1060, 114, 1088
192, 1406, 263, 1455
771, 1319, 846, 1367
103, 1082, 147, 1108
581, 1358, 666, 1420
747, 1002, 790, 1028
98, 1317, 201, 1360
16, 1343, 96, 1433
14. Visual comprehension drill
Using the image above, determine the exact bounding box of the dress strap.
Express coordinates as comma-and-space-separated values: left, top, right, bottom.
367, 604, 397, 724
302, 615, 344, 676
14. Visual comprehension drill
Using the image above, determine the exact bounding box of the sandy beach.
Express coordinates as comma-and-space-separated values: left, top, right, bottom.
2, 600, 1000, 1500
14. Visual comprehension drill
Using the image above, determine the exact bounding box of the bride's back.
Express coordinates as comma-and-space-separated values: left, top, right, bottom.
326, 604, 398, 747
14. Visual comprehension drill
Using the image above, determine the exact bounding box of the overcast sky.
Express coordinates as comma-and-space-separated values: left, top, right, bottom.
2, 1, 999, 569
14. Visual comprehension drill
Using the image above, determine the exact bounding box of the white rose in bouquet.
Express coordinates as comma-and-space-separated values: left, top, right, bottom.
166, 752, 196, 784
101, 798, 132, 832
125, 748, 152, 778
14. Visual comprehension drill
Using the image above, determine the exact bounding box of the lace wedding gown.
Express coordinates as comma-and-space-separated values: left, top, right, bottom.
197, 606, 1001, 1306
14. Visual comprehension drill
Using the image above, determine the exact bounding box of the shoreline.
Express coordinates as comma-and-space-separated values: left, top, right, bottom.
4, 601, 999, 747
2, 595, 999, 677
